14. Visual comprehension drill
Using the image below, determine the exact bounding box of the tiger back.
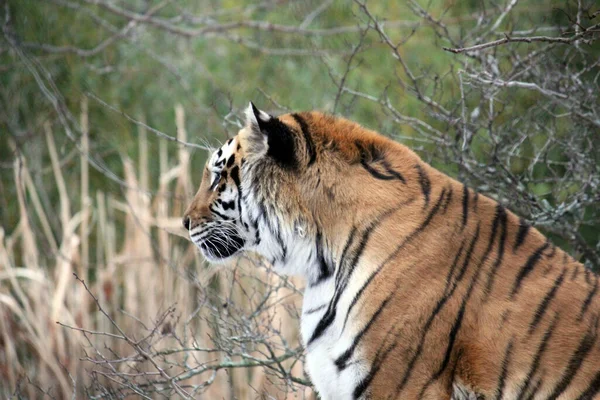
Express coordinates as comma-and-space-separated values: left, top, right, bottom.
183, 103, 600, 400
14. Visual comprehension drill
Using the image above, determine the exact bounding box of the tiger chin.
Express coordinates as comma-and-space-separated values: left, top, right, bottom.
183, 103, 600, 400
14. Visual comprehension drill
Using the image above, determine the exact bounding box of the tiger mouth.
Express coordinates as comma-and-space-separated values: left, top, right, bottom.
197, 231, 245, 261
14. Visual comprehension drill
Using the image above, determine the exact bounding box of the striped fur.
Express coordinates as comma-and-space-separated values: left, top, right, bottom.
183, 104, 600, 400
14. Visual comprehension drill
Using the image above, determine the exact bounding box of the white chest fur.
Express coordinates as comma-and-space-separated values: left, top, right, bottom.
301, 283, 366, 400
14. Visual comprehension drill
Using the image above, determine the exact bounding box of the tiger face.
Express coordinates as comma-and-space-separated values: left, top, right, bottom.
182, 136, 246, 262
183, 103, 330, 273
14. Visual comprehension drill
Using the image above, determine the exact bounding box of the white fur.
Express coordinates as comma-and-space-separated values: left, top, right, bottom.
301, 275, 370, 399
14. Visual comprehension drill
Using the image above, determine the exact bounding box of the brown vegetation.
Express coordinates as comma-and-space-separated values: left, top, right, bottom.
1, 103, 312, 399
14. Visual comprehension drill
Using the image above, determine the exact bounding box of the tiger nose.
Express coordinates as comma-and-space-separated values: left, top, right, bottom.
183, 216, 191, 231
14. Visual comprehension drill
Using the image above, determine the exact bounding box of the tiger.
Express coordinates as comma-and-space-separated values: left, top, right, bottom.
182, 103, 600, 400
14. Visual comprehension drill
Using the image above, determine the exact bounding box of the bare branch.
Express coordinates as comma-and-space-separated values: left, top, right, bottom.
444, 23, 600, 53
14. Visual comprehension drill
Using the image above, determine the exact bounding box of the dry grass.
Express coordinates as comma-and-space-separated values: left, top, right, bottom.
0, 103, 312, 399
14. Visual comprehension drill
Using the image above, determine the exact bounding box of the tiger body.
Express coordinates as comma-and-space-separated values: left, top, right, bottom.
183, 104, 600, 400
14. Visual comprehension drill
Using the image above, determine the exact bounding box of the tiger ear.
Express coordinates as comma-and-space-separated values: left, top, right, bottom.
243, 102, 297, 168
243, 102, 271, 156
246, 102, 272, 132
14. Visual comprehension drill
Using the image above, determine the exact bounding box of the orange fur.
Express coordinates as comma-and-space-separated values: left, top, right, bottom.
185, 110, 600, 400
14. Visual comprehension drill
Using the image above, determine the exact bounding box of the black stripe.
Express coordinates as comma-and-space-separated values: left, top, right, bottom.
312, 229, 333, 286
340, 264, 379, 334
256, 200, 268, 224
578, 371, 600, 400
547, 317, 599, 400
249, 207, 260, 242
230, 166, 243, 218
442, 186, 453, 213
414, 291, 473, 399
309, 204, 401, 346
346, 225, 374, 277
231, 165, 241, 185
517, 313, 559, 400
528, 268, 566, 334
449, 349, 464, 396
394, 240, 472, 396
381, 159, 406, 183
353, 274, 419, 400
209, 205, 231, 221
524, 378, 543, 400
253, 229, 260, 245
250, 216, 258, 232
461, 184, 469, 230
511, 242, 550, 298
514, 218, 530, 252
434, 289, 468, 380
260, 198, 287, 261
330, 226, 358, 297
304, 304, 327, 315
353, 331, 398, 399
456, 224, 481, 283
354, 371, 373, 399
579, 275, 598, 321
547, 244, 557, 259
307, 244, 359, 344
356, 141, 406, 183
415, 164, 431, 207
572, 265, 581, 281
339, 226, 358, 270
394, 223, 484, 398
378, 189, 447, 278
335, 290, 395, 371
485, 204, 508, 297
221, 200, 235, 211
443, 239, 466, 295
342, 204, 405, 280
360, 159, 400, 181
226, 154, 236, 167
495, 340, 514, 400
291, 113, 316, 166
338, 197, 417, 334
257, 199, 287, 262
191, 230, 207, 239
274, 221, 287, 261
400, 210, 501, 399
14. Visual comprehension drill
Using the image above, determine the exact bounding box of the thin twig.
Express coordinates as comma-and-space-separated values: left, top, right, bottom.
444, 23, 600, 53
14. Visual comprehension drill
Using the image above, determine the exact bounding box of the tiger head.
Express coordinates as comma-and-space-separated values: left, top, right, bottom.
183, 103, 417, 281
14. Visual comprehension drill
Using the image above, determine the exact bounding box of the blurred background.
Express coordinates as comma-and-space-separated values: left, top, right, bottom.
1, 0, 599, 398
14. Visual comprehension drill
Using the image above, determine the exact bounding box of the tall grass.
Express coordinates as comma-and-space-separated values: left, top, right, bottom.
0, 103, 311, 399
